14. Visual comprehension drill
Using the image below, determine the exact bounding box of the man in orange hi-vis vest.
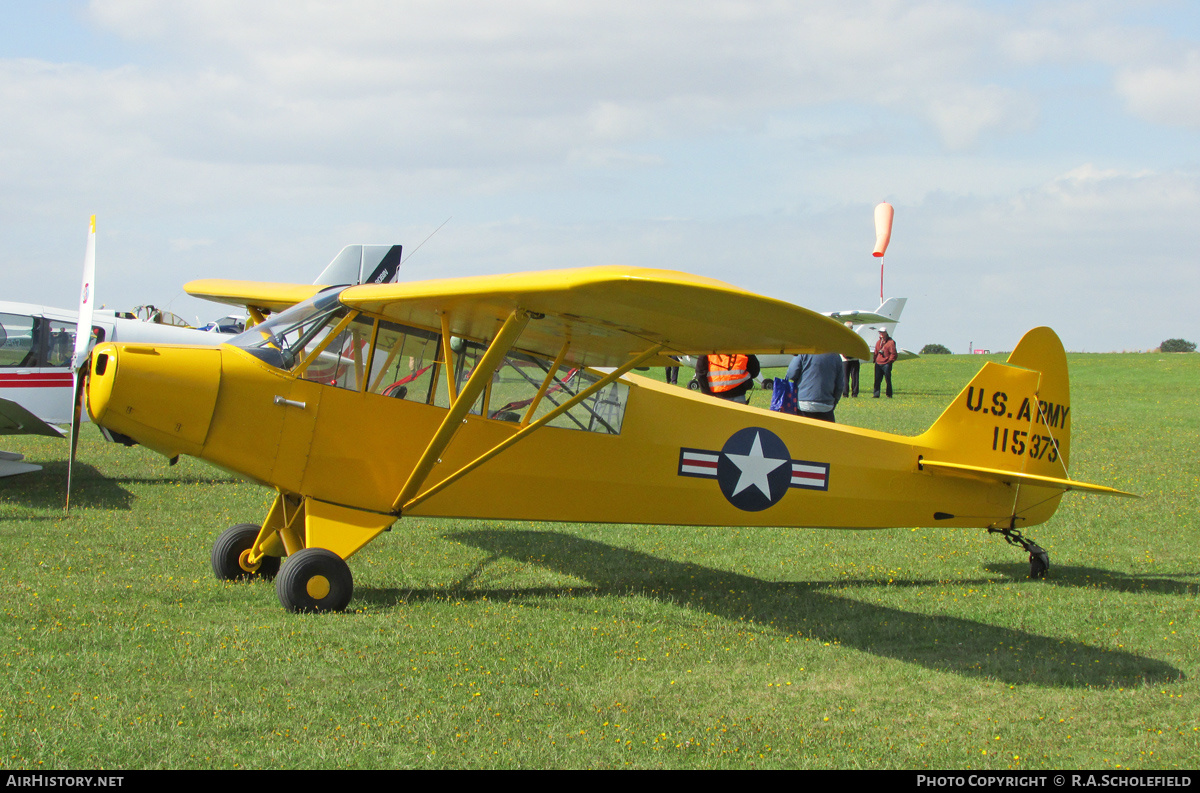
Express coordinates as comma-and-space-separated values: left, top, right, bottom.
696, 353, 760, 404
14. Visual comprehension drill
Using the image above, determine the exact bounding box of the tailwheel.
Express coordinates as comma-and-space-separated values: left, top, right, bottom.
276, 548, 353, 613
1028, 543, 1050, 580
988, 522, 1050, 580
211, 523, 281, 581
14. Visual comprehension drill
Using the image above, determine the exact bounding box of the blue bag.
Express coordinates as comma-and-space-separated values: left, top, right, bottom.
768, 378, 798, 414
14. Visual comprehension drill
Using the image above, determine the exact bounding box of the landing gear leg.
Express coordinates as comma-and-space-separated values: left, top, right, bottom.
989, 521, 1050, 579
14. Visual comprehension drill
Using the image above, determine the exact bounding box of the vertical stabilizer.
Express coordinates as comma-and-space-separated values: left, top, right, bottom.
314, 244, 403, 286
917, 327, 1072, 526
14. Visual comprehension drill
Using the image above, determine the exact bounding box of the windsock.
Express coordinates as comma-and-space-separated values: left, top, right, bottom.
872, 202, 893, 258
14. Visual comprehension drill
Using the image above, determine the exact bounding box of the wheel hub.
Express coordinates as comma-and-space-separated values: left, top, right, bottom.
305, 574, 331, 599
238, 548, 262, 573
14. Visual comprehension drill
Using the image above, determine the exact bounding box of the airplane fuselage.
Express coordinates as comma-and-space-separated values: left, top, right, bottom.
86, 339, 1062, 533
0, 300, 226, 426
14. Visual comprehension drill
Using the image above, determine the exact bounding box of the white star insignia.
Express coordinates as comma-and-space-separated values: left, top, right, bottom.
724, 431, 787, 499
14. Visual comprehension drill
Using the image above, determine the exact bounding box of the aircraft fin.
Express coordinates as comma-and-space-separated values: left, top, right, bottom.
313, 244, 404, 287
363, 245, 402, 285
875, 296, 906, 323
915, 327, 1130, 526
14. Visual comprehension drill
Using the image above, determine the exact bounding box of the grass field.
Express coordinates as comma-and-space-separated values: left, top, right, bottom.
0, 352, 1196, 769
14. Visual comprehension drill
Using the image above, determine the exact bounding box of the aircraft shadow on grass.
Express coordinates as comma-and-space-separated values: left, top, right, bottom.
0, 461, 240, 512
985, 563, 1199, 597
0, 461, 135, 511
357, 529, 1182, 689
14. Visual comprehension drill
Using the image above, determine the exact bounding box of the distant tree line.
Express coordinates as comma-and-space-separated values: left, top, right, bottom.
920, 343, 951, 355
1160, 338, 1196, 353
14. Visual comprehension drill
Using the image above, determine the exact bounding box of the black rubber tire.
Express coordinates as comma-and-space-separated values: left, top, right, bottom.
211, 523, 281, 581
276, 548, 354, 613
686, 378, 702, 391
1029, 547, 1050, 580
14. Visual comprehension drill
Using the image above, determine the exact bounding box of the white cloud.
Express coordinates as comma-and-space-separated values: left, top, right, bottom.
1116, 50, 1200, 129
0, 1, 1195, 354
71, 0, 1053, 160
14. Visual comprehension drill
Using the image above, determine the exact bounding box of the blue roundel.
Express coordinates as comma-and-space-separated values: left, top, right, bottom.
716, 427, 792, 511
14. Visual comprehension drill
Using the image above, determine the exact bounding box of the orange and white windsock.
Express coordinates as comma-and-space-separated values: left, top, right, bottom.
872, 202, 893, 258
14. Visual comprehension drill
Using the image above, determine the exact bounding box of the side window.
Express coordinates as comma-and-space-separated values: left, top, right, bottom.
522, 366, 628, 434
45, 321, 78, 368
486, 351, 629, 434
300, 314, 373, 392
0, 314, 39, 368
431, 338, 486, 416
366, 320, 441, 404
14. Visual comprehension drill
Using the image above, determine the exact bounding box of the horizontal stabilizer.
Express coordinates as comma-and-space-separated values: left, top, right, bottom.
920, 459, 1138, 498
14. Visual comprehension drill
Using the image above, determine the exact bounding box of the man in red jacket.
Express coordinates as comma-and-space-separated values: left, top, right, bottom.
872, 329, 897, 398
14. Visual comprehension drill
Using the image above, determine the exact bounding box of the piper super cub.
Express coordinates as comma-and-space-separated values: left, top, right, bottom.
80, 263, 1134, 613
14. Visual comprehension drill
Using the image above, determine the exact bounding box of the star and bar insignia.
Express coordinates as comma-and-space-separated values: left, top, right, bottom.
678, 427, 829, 512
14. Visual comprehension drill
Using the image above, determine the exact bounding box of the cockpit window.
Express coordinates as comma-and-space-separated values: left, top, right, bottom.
0, 313, 38, 368
230, 289, 346, 371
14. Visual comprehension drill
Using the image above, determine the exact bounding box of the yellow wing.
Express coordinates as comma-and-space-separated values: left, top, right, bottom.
339, 265, 870, 368
185, 280, 327, 315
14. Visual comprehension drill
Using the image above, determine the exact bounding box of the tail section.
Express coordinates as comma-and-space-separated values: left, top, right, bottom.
875, 296, 906, 323
313, 244, 403, 287
916, 327, 1133, 528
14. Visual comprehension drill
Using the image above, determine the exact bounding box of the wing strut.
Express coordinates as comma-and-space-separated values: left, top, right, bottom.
522, 338, 570, 426
393, 309, 532, 511
399, 343, 664, 515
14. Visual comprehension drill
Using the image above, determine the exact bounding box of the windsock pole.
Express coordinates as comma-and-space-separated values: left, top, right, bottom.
873, 202, 893, 303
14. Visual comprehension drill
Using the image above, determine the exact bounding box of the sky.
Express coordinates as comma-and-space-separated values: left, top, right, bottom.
1, 0, 1198, 353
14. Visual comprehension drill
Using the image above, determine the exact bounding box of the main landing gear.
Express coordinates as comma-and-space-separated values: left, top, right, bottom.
209, 516, 357, 613
989, 522, 1050, 579
211, 523, 281, 581
275, 548, 354, 613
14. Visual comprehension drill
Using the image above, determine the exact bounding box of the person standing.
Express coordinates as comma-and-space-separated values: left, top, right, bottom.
786, 352, 845, 422
872, 329, 897, 398
664, 356, 680, 385
841, 321, 860, 398
696, 353, 760, 404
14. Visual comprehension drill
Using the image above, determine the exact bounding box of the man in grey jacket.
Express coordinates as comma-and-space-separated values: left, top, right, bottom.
785, 352, 846, 422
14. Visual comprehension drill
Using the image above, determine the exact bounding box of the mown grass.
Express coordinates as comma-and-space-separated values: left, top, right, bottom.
0, 352, 1196, 769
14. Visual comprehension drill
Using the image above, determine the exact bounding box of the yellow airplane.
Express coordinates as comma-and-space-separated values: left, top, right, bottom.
81, 266, 1135, 612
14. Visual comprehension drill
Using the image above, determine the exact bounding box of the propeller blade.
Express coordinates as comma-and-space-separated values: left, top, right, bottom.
65, 215, 97, 513
65, 369, 86, 513
872, 202, 893, 258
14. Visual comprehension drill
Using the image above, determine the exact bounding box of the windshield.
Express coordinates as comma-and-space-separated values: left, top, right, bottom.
229, 288, 346, 370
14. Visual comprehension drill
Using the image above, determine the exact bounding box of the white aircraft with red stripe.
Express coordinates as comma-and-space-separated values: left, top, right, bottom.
0, 226, 405, 478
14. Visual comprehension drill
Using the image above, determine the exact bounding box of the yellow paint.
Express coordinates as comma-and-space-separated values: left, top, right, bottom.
303, 498, 393, 560
87, 269, 1134, 604
185, 279, 326, 314
305, 575, 331, 600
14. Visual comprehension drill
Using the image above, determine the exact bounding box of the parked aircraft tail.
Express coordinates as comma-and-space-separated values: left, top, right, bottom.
875, 296, 906, 323
314, 244, 403, 287
916, 327, 1134, 533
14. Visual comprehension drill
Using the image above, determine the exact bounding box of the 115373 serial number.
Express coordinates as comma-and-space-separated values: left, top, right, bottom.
993, 427, 1060, 461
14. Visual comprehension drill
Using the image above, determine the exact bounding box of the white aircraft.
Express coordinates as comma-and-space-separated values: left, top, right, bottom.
679, 297, 916, 390
755, 297, 916, 369
0, 232, 404, 477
